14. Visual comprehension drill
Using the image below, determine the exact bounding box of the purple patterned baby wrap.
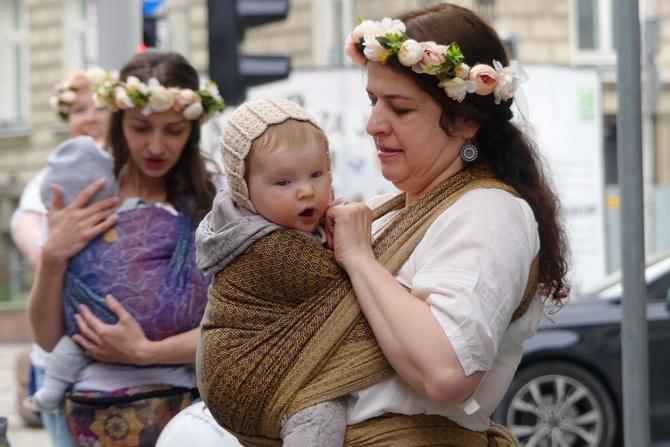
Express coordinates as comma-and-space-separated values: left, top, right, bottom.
63, 206, 210, 341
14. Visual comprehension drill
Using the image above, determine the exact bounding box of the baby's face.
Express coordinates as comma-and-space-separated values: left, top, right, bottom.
246, 140, 331, 233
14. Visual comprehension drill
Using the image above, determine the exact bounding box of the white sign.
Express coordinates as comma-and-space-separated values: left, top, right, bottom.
519, 66, 606, 292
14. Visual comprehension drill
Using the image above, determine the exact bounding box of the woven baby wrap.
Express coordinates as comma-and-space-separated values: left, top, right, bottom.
198, 166, 533, 446
63, 206, 209, 341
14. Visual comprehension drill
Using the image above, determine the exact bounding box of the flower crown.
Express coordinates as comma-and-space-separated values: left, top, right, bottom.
49, 67, 119, 121
345, 18, 527, 104
92, 76, 226, 122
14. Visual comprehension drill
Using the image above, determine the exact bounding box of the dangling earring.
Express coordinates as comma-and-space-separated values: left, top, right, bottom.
460, 141, 478, 163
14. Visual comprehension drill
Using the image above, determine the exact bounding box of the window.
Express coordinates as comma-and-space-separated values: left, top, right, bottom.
0, 0, 29, 132
63, 0, 98, 76
573, 0, 617, 65
312, 0, 354, 67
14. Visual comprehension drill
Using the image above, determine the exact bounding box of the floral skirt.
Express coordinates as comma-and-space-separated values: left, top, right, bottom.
65, 384, 197, 447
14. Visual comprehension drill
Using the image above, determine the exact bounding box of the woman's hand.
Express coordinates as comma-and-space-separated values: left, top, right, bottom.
42, 179, 119, 263
325, 198, 375, 269
73, 294, 201, 366
73, 295, 151, 365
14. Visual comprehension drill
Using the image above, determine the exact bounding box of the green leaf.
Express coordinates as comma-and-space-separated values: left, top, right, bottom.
446, 43, 464, 66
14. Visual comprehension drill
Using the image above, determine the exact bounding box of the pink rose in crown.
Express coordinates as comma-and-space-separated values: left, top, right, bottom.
168, 88, 185, 113
69, 72, 90, 90
411, 42, 447, 74
345, 35, 367, 66
469, 65, 498, 95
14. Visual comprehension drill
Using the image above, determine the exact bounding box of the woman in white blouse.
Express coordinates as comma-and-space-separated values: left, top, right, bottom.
325, 3, 570, 442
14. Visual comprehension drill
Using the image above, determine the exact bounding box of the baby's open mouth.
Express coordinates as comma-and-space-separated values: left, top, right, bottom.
299, 208, 315, 217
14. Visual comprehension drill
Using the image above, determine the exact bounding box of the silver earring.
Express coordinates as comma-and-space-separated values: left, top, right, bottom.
460, 142, 478, 162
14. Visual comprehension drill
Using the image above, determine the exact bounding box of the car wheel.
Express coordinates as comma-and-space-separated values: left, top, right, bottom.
493, 361, 618, 447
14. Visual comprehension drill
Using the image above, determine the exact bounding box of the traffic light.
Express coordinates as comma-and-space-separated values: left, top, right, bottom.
142, 0, 163, 50
208, 0, 291, 105
143, 16, 158, 49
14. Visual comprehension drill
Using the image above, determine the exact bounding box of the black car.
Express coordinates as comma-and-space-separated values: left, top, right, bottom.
492, 251, 670, 447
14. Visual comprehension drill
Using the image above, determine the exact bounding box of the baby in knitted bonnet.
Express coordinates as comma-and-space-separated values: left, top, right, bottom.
195, 98, 348, 446
196, 98, 334, 273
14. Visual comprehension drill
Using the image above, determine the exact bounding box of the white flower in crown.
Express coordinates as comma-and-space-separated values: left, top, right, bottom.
379, 17, 405, 35
183, 102, 204, 120
492, 60, 528, 104
126, 76, 143, 91
114, 88, 133, 110
439, 76, 476, 103
146, 78, 174, 112
352, 20, 376, 42
60, 90, 77, 104
86, 67, 108, 86
398, 39, 423, 66
363, 18, 406, 62
92, 91, 106, 109
207, 83, 220, 98
454, 63, 471, 80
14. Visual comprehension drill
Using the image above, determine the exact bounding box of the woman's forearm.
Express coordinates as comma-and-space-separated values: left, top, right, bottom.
345, 253, 482, 404
28, 253, 68, 351
138, 327, 201, 366
12, 211, 44, 268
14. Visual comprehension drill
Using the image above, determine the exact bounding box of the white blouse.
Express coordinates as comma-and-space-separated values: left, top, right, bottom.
346, 188, 544, 431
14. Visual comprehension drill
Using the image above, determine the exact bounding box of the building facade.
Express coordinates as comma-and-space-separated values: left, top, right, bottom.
0, 0, 668, 299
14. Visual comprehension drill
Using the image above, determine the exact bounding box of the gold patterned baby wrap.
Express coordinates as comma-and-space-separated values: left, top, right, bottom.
197, 166, 532, 446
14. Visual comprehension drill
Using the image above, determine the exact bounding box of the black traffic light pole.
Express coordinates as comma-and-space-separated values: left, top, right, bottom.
208, 0, 291, 106
207, 1, 245, 105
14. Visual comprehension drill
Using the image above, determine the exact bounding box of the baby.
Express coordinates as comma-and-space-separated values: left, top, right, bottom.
196, 98, 346, 446
25, 135, 116, 412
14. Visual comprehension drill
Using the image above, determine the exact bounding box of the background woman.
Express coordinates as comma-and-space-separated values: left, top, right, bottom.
10, 66, 115, 446
27, 49, 224, 446
11, 66, 114, 267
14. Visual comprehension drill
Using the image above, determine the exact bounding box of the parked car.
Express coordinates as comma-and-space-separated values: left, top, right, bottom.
492, 250, 670, 447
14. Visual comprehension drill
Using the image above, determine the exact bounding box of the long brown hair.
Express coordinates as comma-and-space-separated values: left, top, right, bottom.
105, 50, 217, 224
389, 4, 570, 304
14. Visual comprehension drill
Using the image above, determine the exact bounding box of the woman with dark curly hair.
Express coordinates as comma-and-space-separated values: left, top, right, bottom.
330, 3, 570, 444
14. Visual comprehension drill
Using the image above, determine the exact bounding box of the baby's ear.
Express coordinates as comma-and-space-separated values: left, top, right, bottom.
330, 186, 335, 202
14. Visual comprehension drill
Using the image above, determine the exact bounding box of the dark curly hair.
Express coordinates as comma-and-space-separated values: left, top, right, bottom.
385, 3, 571, 304
105, 50, 217, 224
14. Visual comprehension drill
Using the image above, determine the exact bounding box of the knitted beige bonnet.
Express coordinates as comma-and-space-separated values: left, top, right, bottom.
221, 97, 328, 212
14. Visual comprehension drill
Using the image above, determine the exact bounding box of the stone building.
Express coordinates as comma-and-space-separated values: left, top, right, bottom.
0, 0, 669, 299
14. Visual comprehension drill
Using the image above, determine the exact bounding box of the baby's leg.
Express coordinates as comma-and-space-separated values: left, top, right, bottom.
280, 397, 347, 447
24, 336, 92, 412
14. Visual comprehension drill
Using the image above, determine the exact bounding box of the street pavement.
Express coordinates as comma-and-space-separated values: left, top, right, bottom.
0, 342, 52, 446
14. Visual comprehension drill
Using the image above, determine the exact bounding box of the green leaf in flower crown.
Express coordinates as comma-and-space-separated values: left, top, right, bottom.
376, 36, 391, 49
423, 57, 455, 77
446, 43, 464, 66
385, 32, 407, 52
128, 89, 148, 107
